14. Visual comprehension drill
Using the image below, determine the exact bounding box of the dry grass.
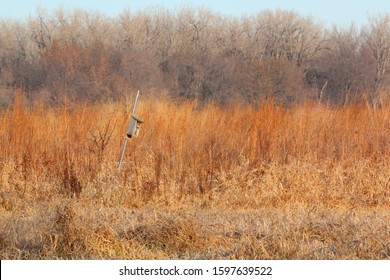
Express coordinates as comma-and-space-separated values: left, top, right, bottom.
0, 91, 389, 259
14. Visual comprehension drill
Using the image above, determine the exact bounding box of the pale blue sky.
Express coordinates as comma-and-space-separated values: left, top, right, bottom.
1, 0, 389, 27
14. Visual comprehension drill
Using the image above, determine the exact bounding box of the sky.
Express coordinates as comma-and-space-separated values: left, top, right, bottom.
1, 0, 389, 28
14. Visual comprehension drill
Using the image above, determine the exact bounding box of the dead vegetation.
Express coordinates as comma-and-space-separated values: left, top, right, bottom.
3, 8, 390, 106
0, 93, 389, 259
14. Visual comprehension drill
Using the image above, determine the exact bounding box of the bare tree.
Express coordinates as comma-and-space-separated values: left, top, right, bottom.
363, 14, 390, 96
254, 10, 324, 68
308, 25, 374, 103
28, 7, 56, 51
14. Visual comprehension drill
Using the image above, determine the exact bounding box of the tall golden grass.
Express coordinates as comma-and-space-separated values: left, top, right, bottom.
0, 91, 389, 259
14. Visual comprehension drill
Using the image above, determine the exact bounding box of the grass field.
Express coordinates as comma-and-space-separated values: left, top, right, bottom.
0, 93, 389, 259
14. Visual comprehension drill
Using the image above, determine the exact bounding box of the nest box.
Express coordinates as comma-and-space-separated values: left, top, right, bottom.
126, 115, 143, 138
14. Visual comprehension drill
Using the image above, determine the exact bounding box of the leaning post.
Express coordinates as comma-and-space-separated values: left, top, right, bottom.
118, 90, 143, 171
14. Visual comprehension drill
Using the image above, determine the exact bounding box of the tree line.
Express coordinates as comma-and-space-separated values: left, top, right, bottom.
1, 7, 390, 106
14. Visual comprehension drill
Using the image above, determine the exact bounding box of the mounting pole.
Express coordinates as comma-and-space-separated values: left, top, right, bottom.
132, 90, 140, 115
118, 90, 141, 171
118, 137, 128, 171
